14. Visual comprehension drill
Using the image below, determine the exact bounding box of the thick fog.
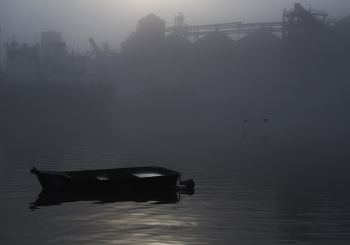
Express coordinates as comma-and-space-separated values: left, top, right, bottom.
1, 2, 350, 244
1, 0, 349, 57
1, 0, 350, 142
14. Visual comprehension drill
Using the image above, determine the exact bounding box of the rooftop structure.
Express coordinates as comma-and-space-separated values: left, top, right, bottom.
3, 31, 116, 83
137, 13, 166, 42
40, 30, 63, 60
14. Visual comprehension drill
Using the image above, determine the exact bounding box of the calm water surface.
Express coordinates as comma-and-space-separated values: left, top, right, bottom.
1, 105, 349, 244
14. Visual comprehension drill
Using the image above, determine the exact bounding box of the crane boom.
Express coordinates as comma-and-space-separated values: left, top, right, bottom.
89, 38, 104, 58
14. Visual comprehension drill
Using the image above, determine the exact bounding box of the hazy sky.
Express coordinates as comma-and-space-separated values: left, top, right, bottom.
1, 0, 349, 58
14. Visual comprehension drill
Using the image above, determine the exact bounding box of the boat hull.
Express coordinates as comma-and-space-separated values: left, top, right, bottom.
31, 166, 181, 191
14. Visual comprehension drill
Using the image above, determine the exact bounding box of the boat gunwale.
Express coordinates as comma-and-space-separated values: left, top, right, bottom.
34, 166, 180, 180
31, 166, 181, 191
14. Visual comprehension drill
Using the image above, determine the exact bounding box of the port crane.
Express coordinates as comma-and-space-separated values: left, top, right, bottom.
89, 38, 105, 60
88, 38, 119, 80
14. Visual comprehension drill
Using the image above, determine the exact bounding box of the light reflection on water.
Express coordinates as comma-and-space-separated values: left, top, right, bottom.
0, 114, 350, 245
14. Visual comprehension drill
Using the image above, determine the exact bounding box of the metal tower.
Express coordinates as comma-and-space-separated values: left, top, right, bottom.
282, 3, 332, 60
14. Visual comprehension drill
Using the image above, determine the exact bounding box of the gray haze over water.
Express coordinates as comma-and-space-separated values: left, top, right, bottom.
1, 82, 350, 244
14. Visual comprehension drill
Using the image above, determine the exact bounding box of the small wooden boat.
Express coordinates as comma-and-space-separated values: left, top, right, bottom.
30, 166, 194, 191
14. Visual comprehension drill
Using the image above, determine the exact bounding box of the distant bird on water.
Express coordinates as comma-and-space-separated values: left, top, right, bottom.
243, 119, 248, 124
263, 118, 268, 123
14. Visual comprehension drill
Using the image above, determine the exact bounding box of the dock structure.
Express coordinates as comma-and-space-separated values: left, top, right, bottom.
282, 3, 334, 60
165, 8, 336, 43
165, 5, 339, 57
165, 12, 283, 42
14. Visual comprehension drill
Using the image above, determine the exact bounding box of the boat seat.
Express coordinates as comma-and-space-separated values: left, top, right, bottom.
94, 171, 109, 180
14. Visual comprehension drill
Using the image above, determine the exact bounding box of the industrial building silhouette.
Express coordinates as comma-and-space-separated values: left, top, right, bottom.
121, 4, 349, 77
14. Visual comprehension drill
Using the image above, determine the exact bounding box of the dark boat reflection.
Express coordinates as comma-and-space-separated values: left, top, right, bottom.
30, 188, 194, 209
